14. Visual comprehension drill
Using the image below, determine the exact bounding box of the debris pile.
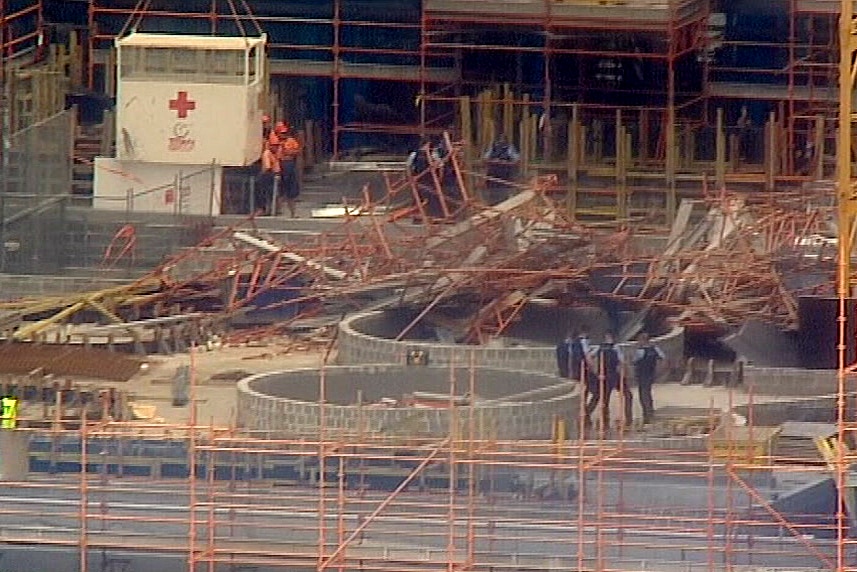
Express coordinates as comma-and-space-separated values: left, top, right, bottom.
0, 140, 836, 348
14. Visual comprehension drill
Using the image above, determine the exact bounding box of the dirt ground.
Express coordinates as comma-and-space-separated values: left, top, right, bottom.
117, 340, 328, 426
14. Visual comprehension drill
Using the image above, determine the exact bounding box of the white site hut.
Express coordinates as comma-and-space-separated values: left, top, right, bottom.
94, 32, 267, 215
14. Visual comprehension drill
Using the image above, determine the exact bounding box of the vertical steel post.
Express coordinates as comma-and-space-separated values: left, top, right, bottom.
188, 346, 198, 572
837, 1, 855, 570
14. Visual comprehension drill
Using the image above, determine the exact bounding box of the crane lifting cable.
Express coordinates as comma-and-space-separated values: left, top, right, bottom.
225, 0, 264, 39
118, 0, 152, 38
224, 0, 247, 38
238, 0, 265, 36
117, 0, 264, 38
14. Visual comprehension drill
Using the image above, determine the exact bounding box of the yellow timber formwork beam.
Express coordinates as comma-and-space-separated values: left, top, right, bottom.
12, 300, 88, 341
84, 298, 125, 324
0, 281, 155, 312
5, 280, 161, 341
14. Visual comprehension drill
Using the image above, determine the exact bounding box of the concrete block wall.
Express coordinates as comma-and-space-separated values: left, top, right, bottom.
236, 365, 578, 440
337, 310, 685, 380
61, 207, 216, 273
733, 395, 837, 426
742, 365, 843, 397
64, 220, 193, 271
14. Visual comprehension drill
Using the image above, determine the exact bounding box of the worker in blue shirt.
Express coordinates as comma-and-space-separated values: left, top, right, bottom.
482, 133, 520, 205
633, 333, 665, 425
406, 139, 445, 220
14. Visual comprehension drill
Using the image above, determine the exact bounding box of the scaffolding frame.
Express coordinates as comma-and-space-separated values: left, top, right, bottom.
0, 123, 848, 572
0, 2, 851, 570
706, 0, 844, 179
0, 137, 835, 346
80, 0, 857, 225
0, 0, 41, 61
0, 5, 86, 280
0, 0, 44, 226
0, 362, 848, 572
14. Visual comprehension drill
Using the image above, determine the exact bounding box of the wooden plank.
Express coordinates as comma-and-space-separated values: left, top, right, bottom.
69, 30, 83, 88
715, 108, 726, 189
459, 95, 476, 197
566, 105, 580, 220
667, 199, 695, 247
665, 106, 677, 222
423, 0, 693, 27
502, 83, 513, 139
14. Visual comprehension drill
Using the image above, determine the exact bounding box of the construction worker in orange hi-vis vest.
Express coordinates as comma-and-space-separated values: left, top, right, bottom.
262, 114, 272, 142
255, 135, 280, 216
273, 121, 303, 218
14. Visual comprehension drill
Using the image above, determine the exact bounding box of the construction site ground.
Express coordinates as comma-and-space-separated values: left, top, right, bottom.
95, 343, 787, 430
11, 174, 808, 432
111, 342, 328, 426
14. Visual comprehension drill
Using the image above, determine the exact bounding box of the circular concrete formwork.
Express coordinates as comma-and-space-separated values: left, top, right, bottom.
236, 364, 577, 440
336, 306, 685, 377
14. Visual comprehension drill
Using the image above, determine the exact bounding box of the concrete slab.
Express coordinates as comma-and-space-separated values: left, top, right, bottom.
117, 345, 792, 431
599, 381, 794, 428
96, 342, 328, 426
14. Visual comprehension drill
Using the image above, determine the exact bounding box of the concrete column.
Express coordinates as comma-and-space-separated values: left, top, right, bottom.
155, 327, 172, 355
171, 326, 187, 353
0, 430, 29, 480
131, 330, 145, 355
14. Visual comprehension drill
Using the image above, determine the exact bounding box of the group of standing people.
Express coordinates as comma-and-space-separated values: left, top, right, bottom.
257, 115, 303, 218
556, 330, 664, 429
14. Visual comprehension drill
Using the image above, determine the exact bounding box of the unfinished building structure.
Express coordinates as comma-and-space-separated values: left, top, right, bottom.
76, 0, 841, 219
0, 0, 847, 234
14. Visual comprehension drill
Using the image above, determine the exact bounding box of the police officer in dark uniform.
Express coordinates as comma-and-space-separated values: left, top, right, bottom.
556, 330, 590, 381
587, 332, 632, 429
633, 332, 665, 425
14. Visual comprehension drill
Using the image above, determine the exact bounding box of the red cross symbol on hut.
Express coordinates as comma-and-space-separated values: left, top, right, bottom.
168, 91, 196, 119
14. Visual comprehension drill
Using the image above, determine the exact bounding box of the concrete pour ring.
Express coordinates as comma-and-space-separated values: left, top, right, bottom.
237, 364, 578, 440
336, 307, 684, 376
